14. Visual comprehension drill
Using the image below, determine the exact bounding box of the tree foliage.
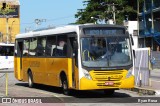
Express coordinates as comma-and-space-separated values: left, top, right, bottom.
75, 0, 137, 25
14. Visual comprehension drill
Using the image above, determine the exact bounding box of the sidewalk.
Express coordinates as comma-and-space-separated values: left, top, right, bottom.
132, 69, 160, 95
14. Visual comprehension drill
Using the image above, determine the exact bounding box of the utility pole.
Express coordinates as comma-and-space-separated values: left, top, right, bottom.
112, 3, 116, 24
103, 3, 118, 24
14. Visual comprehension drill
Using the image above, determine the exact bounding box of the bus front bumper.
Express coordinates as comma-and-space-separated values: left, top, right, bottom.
79, 75, 134, 90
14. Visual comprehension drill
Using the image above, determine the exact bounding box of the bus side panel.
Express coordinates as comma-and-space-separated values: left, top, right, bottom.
22, 58, 30, 82
68, 58, 79, 90
14, 57, 22, 80
47, 58, 69, 87
46, 58, 57, 86
74, 66, 79, 89
55, 58, 69, 87
67, 58, 72, 88
29, 58, 46, 84
14, 57, 18, 79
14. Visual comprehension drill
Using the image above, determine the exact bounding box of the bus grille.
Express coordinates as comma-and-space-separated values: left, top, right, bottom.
91, 71, 124, 81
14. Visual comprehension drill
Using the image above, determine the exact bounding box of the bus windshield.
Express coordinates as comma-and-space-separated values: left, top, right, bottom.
81, 37, 132, 68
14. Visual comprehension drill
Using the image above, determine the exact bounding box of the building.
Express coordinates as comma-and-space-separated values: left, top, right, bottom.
0, 0, 20, 43
124, 21, 138, 49
138, 0, 160, 51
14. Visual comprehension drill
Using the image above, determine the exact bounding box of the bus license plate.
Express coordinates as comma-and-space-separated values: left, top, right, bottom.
105, 82, 114, 86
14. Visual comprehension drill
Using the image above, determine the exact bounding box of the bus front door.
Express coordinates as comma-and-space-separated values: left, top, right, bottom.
69, 37, 78, 89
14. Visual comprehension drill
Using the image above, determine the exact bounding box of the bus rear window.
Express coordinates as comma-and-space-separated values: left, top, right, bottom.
0, 46, 14, 56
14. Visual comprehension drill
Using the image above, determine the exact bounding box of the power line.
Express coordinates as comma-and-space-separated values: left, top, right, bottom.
21, 22, 35, 25
47, 15, 74, 22
0, 15, 75, 26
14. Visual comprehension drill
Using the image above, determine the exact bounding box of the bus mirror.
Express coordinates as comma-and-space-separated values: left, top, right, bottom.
130, 34, 134, 46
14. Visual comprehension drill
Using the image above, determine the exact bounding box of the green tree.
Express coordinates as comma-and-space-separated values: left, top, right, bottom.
75, 0, 137, 25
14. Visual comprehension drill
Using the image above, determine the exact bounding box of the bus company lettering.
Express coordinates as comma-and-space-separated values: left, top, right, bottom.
30, 61, 40, 67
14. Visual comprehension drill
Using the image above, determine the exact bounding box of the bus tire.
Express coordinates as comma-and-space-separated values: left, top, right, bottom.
62, 77, 70, 95
28, 71, 34, 88
104, 89, 115, 96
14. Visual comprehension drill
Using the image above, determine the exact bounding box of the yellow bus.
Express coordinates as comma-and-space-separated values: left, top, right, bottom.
14, 24, 134, 95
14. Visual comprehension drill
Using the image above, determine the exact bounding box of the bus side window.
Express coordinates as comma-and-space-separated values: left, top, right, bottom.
29, 38, 37, 56
46, 36, 56, 56
56, 35, 67, 56
23, 39, 29, 56
37, 37, 46, 56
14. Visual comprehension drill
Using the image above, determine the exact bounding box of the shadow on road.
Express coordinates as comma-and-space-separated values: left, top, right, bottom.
69, 90, 131, 98
15, 83, 131, 98
15, 83, 63, 94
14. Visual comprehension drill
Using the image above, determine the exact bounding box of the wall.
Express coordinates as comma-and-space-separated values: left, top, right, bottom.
124, 21, 138, 49
0, 18, 20, 43
0, 0, 20, 43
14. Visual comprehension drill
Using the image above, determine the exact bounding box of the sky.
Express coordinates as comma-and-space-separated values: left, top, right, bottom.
20, 0, 84, 33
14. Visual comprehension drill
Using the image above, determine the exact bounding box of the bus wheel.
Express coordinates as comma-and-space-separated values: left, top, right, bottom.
104, 89, 115, 96
62, 78, 70, 95
28, 71, 34, 88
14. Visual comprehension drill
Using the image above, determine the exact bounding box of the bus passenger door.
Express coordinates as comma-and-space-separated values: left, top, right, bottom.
69, 37, 78, 89
16, 41, 23, 80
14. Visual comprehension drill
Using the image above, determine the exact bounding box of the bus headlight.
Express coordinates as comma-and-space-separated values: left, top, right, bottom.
126, 67, 133, 78
82, 68, 92, 80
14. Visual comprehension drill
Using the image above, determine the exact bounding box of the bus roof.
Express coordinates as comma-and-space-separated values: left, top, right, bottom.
16, 24, 126, 39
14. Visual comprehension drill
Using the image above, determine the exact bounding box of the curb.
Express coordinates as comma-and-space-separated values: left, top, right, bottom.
125, 87, 155, 95
124, 87, 156, 95
132, 87, 156, 95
